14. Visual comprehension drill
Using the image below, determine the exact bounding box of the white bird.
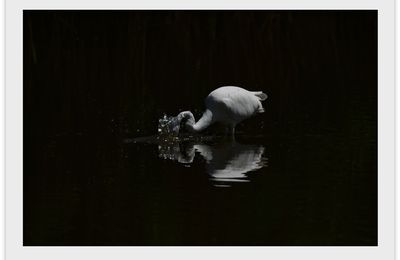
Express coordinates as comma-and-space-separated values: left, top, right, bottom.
175, 86, 267, 136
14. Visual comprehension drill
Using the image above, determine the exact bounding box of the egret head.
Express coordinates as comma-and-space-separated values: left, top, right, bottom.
177, 111, 195, 133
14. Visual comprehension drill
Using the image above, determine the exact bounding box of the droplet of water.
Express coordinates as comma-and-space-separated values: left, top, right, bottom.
157, 113, 180, 140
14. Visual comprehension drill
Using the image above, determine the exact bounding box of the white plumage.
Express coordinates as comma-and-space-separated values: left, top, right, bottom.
176, 86, 267, 135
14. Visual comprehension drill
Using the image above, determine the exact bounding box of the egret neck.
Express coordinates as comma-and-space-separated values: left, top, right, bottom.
185, 109, 214, 133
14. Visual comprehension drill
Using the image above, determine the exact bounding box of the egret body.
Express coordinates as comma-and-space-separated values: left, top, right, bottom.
176, 86, 267, 136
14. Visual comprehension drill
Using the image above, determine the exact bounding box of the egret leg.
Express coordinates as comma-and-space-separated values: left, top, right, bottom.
224, 126, 231, 135
223, 125, 235, 140
228, 125, 236, 141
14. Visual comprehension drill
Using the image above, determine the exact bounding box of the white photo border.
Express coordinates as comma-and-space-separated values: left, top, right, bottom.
6, 0, 395, 259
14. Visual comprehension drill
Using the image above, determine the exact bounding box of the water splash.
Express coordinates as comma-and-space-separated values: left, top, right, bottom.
156, 114, 198, 163
158, 114, 181, 134
125, 114, 209, 145
156, 114, 209, 142
157, 114, 181, 142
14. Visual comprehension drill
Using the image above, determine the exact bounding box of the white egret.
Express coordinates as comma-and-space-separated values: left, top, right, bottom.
175, 86, 267, 136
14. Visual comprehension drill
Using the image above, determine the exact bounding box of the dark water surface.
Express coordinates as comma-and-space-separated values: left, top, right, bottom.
24, 131, 376, 245
24, 11, 377, 245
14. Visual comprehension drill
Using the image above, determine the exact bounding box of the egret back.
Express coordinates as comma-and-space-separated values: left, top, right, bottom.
205, 86, 266, 125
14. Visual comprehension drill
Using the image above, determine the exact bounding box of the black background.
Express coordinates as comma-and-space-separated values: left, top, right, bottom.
24, 11, 377, 246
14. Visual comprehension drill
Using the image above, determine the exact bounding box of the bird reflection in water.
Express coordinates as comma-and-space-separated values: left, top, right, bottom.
158, 140, 268, 187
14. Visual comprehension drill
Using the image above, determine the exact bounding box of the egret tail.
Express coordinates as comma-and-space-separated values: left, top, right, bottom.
252, 91, 268, 101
